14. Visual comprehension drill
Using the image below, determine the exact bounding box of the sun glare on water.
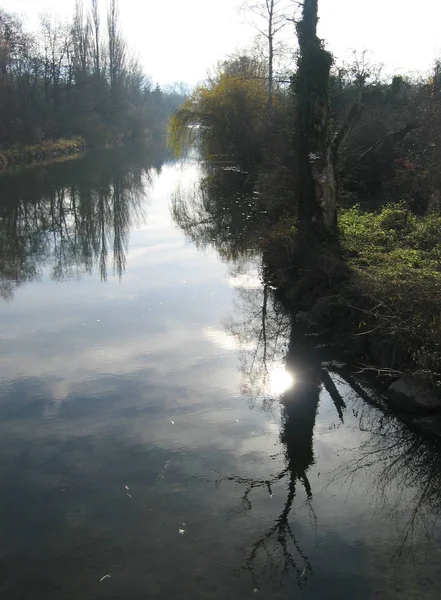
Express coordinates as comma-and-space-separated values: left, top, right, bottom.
268, 366, 295, 397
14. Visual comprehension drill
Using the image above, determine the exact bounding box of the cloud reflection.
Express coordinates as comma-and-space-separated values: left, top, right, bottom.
204, 327, 254, 352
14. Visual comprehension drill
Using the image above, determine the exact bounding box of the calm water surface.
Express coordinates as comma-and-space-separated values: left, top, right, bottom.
0, 147, 441, 599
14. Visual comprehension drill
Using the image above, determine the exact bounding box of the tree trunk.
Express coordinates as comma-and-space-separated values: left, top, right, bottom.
293, 0, 335, 230
267, 24, 273, 114
312, 146, 337, 229
91, 0, 101, 78
267, 1, 274, 115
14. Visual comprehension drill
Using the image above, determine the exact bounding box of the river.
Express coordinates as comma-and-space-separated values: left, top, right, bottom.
0, 146, 440, 599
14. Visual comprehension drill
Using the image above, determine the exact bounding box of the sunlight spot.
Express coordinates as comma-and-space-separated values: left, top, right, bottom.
268, 366, 295, 397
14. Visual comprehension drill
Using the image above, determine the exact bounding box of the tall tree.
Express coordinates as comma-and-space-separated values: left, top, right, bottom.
0, 2, 184, 148
241, 0, 293, 114
293, 0, 363, 230
71, 0, 91, 80
107, 0, 126, 107
293, 0, 334, 228
90, 0, 101, 78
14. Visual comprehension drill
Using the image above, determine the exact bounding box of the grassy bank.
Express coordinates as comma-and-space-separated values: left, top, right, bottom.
0, 137, 87, 173
263, 204, 441, 394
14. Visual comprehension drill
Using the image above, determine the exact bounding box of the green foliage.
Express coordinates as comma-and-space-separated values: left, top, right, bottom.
338, 204, 441, 384
339, 203, 441, 279
168, 62, 269, 164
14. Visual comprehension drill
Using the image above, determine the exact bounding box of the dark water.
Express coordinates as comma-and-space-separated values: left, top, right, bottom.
0, 147, 441, 600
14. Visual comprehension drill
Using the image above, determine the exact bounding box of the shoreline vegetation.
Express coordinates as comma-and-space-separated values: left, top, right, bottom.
0, 133, 165, 173
0, 137, 87, 172
169, 1, 441, 418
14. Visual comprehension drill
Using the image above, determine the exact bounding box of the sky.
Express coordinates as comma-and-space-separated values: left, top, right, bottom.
1, 0, 441, 86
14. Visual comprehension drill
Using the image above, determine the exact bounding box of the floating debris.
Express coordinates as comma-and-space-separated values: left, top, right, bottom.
100, 574, 111, 582
178, 528, 185, 535
170, 420, 175, 425
156, 460, 172, 482
125, 485, 130, 490
253, 588, 259, 594
300, 567, 307, 578
127, 493, 132, 498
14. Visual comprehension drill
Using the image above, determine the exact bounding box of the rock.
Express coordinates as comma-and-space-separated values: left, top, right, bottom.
387, 377, 441, 412
410, 416, 441, 438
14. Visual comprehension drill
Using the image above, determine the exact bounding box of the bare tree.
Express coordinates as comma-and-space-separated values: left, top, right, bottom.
39, 14, 70, 106
71, 0, 91, 80
107, 0, 126, 107
90, 0, 101, 78
0, 2, 176, 148
241, 0, 295, 113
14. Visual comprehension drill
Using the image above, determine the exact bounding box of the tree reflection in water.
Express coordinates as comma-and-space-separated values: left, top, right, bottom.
173, 159, 441, 590
0, 146, 163, 299
173, 162, 348, 586
221, 284, 350, 587
330, 371, 441, 558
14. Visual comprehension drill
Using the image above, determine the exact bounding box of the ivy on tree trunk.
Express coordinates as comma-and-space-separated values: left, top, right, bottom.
293, 0, 336, 230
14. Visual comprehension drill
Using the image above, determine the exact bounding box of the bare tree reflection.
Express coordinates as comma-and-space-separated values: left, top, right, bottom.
331, 370, 441, 557
172, 158, 441, 586
172, 163, 267, 262
225, 283, 290, 409
217, 285, 352, 587
0, 146, 161, 298
221, 277, 441, 587
172, 161, 349, 587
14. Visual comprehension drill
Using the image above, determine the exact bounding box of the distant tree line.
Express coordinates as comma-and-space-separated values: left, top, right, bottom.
0, 0, 187, 148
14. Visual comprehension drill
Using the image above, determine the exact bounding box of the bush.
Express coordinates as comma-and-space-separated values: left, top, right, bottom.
338, 204, 441, 386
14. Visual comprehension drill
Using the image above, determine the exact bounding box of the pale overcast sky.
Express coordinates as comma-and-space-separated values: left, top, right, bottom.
1, 0, 440, 85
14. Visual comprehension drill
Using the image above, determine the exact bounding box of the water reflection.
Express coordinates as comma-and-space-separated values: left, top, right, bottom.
0, 149, 440, 597
223, 278, 441, 593
331, 378, 441, 555
223, 284, 350, 587
173, 158, 441, 593
172, 163, 266, 261
0, 145, 164, 299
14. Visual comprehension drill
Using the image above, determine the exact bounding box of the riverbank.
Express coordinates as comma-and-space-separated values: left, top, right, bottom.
263, 203, 441, 419
0, 137, 87, 173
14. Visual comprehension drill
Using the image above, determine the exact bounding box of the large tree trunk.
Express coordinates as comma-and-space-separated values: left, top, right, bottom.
293, 0, 335, 230
312, 146, 337, 229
